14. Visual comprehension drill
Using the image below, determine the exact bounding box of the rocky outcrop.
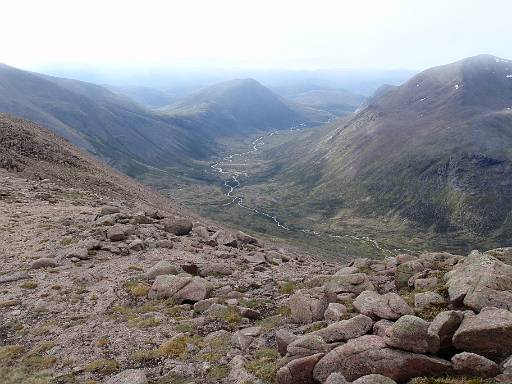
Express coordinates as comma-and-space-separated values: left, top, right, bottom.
163, 217, 193, 236
288, 288, 329, 324
451, 352, 498, 378
384, 315, 439, 354
452, 307, 512, 358
276, 353, 324, 384
311, 314, 373, 343
353, 291, 413, 320
445, 250, 512, 311
428, 310, 464, 349
312, 335, 450, 382
148, 274, 209, 303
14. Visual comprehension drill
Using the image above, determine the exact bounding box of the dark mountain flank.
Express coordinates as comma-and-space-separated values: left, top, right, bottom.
271, 55, 512, 246
0, 64, 212, 175
162, 78, 329, 137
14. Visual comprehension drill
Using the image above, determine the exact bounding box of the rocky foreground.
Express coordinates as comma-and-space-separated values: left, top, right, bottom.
2, 167, 512, 384
2, 115, 512, 384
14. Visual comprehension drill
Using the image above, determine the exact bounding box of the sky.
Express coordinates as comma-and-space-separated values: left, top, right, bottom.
1, 0, 511, 72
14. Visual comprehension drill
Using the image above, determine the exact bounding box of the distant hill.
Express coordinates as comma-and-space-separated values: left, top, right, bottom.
105, 84, 201, 108
267, 54, 512, 249
161, 78, 331, 136
272, 84, 366, 116
0, 64, 215, 175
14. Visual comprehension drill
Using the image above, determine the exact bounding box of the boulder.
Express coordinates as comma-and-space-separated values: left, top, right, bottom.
31, 258, 58, 269
286, 335, 329, 357
163, 217, 193, 236
236, 231, 259, 245
105, 369, 147, 384
324, 303, 347, 323
107, 224, 128, 241
372, 319, 394, 338
154, 239, 174, 249
353, 291, 413, 320
128, 238, 145, 251
451, 352, 498, 378
445, 250, 512, 311
276, 353, 324, 384
313, 335, 450, 383
324, 373, 349, 384
394, 260, 425, 288
414, 291, 445, 308
428, 310, 464, 349
228, 355, 261, 384
276, 329, 298, 355
384, 315, 440, 354
311, 314, 373, 343
503, 354, 512, 374
334, 267, 359, 276
324, 273, 374, 296
352, 374, 397, 384
414, 277, 439, 290
243, 253, 267, 265
148, 274, 209, 303
212, 229, 238, 247
289, 288, 329, 324
145, 260, 178, 280
198, 263, 234, 277
452, 307, 512, 359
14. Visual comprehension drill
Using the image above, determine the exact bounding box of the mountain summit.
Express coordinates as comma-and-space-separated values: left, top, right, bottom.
163, 78, 329, 136
269, 55, 512, 250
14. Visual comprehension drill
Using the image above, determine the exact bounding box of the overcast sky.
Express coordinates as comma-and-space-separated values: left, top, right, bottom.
2, 0, 511, 71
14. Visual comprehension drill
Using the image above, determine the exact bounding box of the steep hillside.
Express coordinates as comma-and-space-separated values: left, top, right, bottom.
162, 78, 330, 137
265, 55, 512, 248
3, 115, 512, 384
0, 64, 209, 174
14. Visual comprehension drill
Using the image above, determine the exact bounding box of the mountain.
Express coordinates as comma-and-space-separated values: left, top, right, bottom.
105, 84, 202, 108
0, 64, 211, 175
272, 84, 366, 116
264, 54, 512, 249
161, 78, 330, 137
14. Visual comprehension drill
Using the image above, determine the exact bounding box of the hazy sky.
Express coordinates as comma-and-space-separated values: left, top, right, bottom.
2, 0, 511, 71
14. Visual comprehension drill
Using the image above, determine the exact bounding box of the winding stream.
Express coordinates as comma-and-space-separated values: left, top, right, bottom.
209, 124, 395, 255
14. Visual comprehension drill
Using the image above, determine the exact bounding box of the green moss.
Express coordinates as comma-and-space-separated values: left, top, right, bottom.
127, 316, 161, 329
0, 300, 19, 308
207, 365, 229, 380
0, 345, 25, 366
209, 305, 242, 327
245, 348, 279, 382
256, 315, 284, 331
21, 281, 38, 289
278, 281, 298, 294
84, 359, 119, 375
123, 281, 150, 297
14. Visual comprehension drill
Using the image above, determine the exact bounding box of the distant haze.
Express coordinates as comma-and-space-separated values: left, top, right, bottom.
1, 0, 511, 74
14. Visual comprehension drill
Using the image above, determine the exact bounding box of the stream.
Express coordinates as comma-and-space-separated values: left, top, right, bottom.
209, 124, 395, 255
